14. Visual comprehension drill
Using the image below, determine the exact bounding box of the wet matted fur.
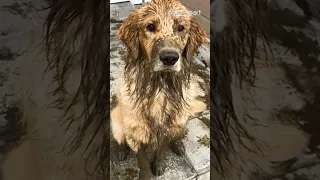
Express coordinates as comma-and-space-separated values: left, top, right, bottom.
110, 0, 207, 178
211, 0, 310, 179
2, 0, 110, 179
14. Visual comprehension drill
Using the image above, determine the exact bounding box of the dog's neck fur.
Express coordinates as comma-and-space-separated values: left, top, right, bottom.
123, 55, 192, 123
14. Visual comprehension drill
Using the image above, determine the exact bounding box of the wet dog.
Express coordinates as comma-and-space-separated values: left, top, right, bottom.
111, 0, 207, 178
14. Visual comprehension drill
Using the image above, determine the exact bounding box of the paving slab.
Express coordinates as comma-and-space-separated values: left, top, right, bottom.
182, 118, 210, 175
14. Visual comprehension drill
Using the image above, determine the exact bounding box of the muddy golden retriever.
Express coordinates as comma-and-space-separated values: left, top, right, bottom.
110, 0, 208, 179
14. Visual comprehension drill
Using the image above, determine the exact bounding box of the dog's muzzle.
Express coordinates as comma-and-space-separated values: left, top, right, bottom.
152, 39, 181, 72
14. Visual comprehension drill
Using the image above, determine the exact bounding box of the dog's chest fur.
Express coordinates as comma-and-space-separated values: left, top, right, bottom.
115, 73, 200, 148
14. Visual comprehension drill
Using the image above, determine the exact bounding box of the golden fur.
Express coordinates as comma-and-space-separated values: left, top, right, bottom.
111, 76, 206, 151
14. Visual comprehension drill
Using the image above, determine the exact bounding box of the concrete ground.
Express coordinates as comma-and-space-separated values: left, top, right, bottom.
0, 0, 320, 180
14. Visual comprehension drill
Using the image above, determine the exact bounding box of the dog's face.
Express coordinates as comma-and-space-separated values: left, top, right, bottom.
117, 0, 206, 72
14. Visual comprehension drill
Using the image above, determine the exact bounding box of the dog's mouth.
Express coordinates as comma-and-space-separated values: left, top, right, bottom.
159, 65, 180, 72
153, 59, 181, 72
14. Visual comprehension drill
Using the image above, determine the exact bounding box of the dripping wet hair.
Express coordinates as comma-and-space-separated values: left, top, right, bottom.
44, 0, 110, 177
211, 0, 271, 176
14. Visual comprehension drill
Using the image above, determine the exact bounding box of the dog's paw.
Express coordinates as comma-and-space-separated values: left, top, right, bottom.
118, 150, 130, 161
118, 145, 131, 161
151, 161, 166, 176
170, 140, 186, 156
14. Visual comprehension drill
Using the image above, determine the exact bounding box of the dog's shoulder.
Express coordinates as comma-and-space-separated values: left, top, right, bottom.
183, 75, 208, 114
186, 75, 207, 98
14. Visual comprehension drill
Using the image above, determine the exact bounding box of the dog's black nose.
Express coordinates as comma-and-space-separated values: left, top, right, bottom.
159, 50, 179, 66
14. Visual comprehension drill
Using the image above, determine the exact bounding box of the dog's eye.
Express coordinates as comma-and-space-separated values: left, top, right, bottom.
146, 24, 156, 32
177, 25, 184, 31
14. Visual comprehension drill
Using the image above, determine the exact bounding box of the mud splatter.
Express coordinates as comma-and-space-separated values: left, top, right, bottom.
110, 18, 124, 23
197, 134, 209, 148
111, 94, 118, 110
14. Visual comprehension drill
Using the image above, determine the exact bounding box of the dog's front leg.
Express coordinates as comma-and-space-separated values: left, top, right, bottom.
116, 142, 131, 161
137, 144, 152, 180
150, 144, 166, 176
169, 127, 187, 156
169, 139, 186, 156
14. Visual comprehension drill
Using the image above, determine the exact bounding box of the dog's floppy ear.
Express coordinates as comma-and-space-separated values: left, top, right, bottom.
186, 17, 207, 59
117, 12, 140, 60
